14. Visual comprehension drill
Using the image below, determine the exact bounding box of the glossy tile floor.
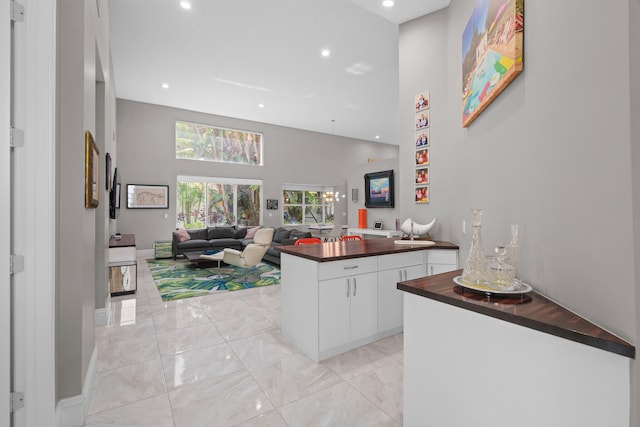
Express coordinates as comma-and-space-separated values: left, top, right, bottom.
86, 257, 404, 427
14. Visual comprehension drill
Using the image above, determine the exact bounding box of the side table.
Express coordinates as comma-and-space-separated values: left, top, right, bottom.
109, 234, 137, 295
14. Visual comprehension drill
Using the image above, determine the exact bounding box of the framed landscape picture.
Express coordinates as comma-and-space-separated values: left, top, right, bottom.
462, 0, 524, 127
126, 184, 169, 209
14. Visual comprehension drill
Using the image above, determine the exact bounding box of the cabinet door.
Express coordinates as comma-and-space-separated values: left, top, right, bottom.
319, 277, 351, 352
349, 272, 378, 343
378, 265, 425, 332
428, 263, 457, 276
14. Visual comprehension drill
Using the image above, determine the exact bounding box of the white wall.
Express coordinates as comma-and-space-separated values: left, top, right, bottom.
400, 0, 637, 423
346, 157, 401, 231
57, 0, 116, 406
114, 99, 399, 249
628, 0, 640, 422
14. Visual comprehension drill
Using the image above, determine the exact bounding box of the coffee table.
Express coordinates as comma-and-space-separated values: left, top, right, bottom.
184, 251, 228, 279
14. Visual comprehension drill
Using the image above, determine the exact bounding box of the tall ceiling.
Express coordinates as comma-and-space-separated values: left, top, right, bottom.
108, 0, 450, 144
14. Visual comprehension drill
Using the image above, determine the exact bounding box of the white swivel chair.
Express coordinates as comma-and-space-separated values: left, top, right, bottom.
222, 228, 274, 281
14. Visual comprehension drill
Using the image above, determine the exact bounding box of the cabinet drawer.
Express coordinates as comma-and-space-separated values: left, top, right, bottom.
319, 257, 378, 281
109, 246, 136, 263
378, 251, 424, 271
427, 249, 458, 265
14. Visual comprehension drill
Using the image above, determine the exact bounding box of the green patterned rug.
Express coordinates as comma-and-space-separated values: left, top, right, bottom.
147, 258, 280, 301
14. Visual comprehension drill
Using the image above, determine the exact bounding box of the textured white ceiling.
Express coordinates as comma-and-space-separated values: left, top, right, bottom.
109, 0, 449, 144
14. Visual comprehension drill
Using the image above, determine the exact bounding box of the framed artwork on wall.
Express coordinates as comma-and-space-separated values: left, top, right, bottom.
105, 153, 112, 191
126, 184, 169, 209
85, 130, 99, 208
266, 199, 279, 210
461, 0, 524, 127
415, 186, 429, 204
414, 89, 431, 204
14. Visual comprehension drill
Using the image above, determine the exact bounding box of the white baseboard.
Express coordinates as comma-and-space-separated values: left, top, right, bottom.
56, 345, 97, 427
95, 294, 111, 326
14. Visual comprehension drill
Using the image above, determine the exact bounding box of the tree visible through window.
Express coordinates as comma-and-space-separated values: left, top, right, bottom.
176, 121, 263, 165
177, 176, 262, 229
282, 185, 336, 225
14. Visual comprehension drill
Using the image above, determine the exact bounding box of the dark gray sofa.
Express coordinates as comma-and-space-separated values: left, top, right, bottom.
172, 226, 249, 259
172, 226, 312, 265
262, 227, 312, 265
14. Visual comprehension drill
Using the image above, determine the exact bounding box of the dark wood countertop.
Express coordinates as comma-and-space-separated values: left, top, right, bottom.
277, 238, 458, 262
398, 269, 635, 359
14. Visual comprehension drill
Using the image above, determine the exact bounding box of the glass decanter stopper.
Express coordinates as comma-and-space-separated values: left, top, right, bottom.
489, 246, 515, 290
505, 224, 521, 280
461, 209, 488, 285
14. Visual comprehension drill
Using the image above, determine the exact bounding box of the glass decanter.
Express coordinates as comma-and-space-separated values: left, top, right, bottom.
505, 224, 521, 280
461, 209, 488, 285
489, 246, 515, 290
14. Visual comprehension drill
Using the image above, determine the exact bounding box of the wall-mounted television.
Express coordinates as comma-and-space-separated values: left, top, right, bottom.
364, 170, 394, 208
109, 168, 120, 219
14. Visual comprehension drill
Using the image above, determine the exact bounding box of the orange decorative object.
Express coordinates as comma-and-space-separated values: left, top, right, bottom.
358, 209, 367, 228
294, 237, 322, 245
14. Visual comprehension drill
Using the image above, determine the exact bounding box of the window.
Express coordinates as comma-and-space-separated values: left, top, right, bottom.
282, 184, 337, 225
176, 121, 263, 165
177, 176, 262, 229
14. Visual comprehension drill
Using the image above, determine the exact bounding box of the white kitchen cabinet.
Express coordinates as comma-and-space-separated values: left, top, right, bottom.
280, 241, 459, 362
319, 272, 378, 353
377, 251, 426, 333
426, 249, 458, 276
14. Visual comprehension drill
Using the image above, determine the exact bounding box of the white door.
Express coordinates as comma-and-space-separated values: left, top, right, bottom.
1, 1, 12, 426
9, 2, 56, 426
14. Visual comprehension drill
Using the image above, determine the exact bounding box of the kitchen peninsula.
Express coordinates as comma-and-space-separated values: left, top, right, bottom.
398, 269, 635, 427
278, 238, 458, 362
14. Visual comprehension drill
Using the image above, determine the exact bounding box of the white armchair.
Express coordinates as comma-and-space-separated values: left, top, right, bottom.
223, 228, 274, 280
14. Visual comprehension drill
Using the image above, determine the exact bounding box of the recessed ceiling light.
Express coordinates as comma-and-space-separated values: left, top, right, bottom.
180, 1, 191, 10
258, 103, 264, 108
321, 48, 331, 58
161, 83, 169, 89
382, 0, 394, 7
375, 135, 380, 139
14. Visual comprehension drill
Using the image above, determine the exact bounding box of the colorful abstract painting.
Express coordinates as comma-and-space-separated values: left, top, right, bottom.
462, 0, 523, 127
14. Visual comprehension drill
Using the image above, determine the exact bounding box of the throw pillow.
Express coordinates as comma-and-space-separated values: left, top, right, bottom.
245, 226, 261, 239
273, 227, 292, 243
175, 228, 191, 242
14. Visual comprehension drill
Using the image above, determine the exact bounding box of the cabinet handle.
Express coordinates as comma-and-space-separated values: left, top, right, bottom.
353, 277, 357, 296
403, 269, 407, 281
430, 266, 434, 275
399, 270, 403, 281
346, 278, 350, 298
343, 265, 359, 270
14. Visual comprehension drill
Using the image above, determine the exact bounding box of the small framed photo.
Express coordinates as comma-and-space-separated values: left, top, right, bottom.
415, 91, 430, 112
415, 110, 429, 130
373, 220, 383, 230
415, 166, 429, 185
126, 184, 169, 209
415, 129, 429, 148
415, 186, 429, 204
416, 148, 429, 166
266, 199, 279, 210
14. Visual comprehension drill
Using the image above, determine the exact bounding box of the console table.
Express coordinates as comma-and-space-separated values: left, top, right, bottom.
108, 234, 137, 295
398, 269, 635, 427
346, 227, 401, 239
278, 238, 458, 361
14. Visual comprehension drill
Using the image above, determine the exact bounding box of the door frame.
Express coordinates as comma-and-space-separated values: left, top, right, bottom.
1, 0, 12, 424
